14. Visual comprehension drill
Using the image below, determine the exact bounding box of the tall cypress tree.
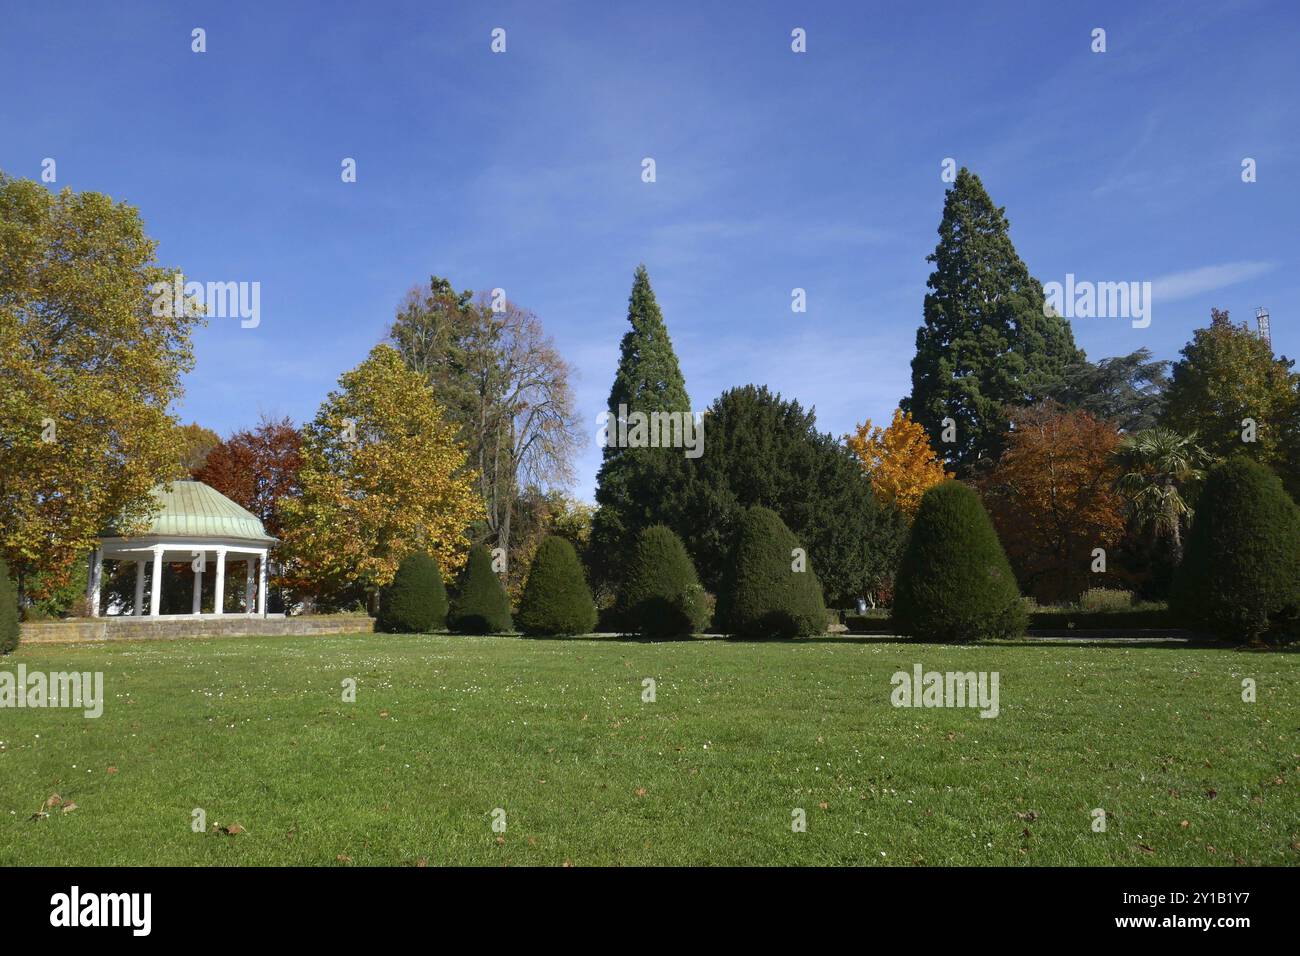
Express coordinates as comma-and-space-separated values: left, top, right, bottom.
590, 265, 692, 589
902, 168, 1082, 473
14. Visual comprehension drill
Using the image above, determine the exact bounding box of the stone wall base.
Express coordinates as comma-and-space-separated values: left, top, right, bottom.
20, 616, 374, 645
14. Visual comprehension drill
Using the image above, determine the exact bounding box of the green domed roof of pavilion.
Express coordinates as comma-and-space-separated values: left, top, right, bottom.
106, 480, 276, 542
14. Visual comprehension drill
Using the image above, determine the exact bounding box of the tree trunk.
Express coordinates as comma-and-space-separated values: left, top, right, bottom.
499, 420, 517, 576
1164, 479, 1183, 566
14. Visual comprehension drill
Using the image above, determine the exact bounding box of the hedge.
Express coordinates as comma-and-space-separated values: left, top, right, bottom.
516, 537, 597, 636
376, 552, 447, 633
718, 506, 826, 639
1172, 457, 1300, 644
620, 525, 709, 638
448, 544, 513, 634
892, 481, 1026, 642
0, 557, 18, 655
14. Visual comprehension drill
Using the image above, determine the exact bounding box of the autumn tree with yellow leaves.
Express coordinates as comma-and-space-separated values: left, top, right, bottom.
846, 409, 952, 518
0, 175, 205, 603
280, 345, 484, 610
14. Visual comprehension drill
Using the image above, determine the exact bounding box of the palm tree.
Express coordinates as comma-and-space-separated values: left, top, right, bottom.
1113, 428, 1214, 565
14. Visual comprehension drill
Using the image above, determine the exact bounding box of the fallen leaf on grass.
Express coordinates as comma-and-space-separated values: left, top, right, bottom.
106, 767, 118, 775
213, 823, 245, 836
336, 854, 352, 863
635, 788, 647, 797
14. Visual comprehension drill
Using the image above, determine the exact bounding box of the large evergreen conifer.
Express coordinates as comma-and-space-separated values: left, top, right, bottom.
590, 265, 692, 588
902, 168, 1082, 473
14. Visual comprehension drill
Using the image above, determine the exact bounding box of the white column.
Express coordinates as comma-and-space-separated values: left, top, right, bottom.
213, 548, 227, 616
133, 560, 145, 616
192, 552, 204, 615
87, 549, 102, 618
257, 551, 268, 616
244, 559, 255, 614
149, 546, 164, 616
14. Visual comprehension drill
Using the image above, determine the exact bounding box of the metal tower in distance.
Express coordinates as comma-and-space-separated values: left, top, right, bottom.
1256, 307, 1271, 349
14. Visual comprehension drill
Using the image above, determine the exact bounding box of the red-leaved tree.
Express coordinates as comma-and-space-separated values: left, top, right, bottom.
979, 403, 1126, 603
193, 415, 302, 540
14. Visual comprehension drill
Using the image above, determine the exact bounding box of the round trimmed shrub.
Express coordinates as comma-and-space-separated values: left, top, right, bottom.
0, 556, 19, 655
893, 480, 1026, 642
448, 544, 513, 634
718, 506, 826, 639
376, 552, 447, 633
517, 537, 597, 636
620, 525, 708, 638
1172, 457, 1300, 644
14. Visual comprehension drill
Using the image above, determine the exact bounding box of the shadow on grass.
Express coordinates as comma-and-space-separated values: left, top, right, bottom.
415, 629, 1296, 653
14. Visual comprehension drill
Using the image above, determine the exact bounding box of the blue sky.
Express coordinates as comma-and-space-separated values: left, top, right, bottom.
3, 0, 1297, 499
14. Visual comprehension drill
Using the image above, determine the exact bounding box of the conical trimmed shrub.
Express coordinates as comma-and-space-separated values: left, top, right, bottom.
376, 552, 447, 633
448, 544, 513, 634
719, 506, 826, 639
0, 557, 19, 655
893, 480, 1025, 642
1172, 457, 1300, 644
517, 537, 597, 636
620, 525, 708, 637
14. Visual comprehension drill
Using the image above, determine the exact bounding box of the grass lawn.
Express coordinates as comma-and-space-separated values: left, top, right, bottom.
0, 632, 1295, 866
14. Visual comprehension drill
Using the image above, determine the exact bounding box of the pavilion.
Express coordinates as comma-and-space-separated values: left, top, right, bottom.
86, 480, 278, 619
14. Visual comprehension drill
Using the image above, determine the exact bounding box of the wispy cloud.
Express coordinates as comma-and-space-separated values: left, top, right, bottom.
1151, 261, 1276, 302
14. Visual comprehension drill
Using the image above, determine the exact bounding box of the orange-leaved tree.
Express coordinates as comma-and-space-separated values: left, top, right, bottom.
846, 408, 952, 518
979, 402, 1126, 602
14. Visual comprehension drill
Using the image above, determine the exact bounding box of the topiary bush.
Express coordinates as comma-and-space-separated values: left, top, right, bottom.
1172, 457, 1300, 644
516, 536, 598, 636
448, 544, 513, 634
620, 525, 709, 638
0, 557, 18, 655
893, 480, 1026, 642
376, 551, 447, 633
718, 506, 827, 639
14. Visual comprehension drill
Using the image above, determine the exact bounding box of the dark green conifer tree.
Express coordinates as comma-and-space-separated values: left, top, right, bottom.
902, 168, 1082, 473
590, 265, 692, 588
